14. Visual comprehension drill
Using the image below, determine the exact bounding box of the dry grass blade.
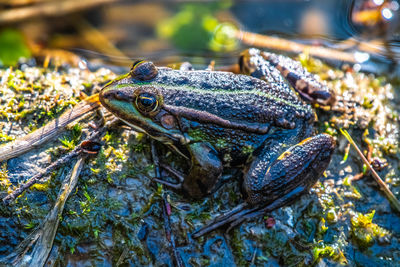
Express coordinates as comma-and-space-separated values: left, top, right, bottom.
0, 157, 85, 267
340, 128, 400, 213
0, 94, 100, 163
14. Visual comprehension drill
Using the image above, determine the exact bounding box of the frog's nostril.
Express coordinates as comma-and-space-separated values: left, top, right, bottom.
115, 91, 123, 99
100, 89, 127, 101
100, 89, 110, 100
113, 90, 132, 101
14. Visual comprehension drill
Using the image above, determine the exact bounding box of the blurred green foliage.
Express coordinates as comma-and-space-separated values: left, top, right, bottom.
0, 29, 31, 66
157, 1, 238, 52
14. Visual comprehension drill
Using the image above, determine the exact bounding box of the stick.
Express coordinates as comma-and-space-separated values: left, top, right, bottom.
340, 129, 400, 213
236, 30, 359, 63
150, 141, 183, 267
0, 94, 100, 163
2, 127, 103, 204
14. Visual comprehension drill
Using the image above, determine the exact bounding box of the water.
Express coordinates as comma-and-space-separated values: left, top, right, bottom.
77, 0, 400, 74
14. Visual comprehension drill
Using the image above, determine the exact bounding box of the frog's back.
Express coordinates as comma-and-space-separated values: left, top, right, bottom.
154, 68, 313, 129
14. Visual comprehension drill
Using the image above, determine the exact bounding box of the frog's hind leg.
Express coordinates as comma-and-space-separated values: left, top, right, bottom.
244, 133, 334, 206
192, 134, 335, 238
260, 51, 335, 105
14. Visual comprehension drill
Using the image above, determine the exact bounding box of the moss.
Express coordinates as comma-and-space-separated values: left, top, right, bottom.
230, 228, 247, 266
187, 128, 207, 142
0, 132, 14, 143
313, 243, 347, 265
58, 123, 82, 151
318, 218, 328, 235
325, 208, 338, 224
59, 137, 76, 151
0, 163, 11, 192
30, 179, 51, 191
185, 208, 211, 222
342, 177, 362, 199
350, 210, 390, 248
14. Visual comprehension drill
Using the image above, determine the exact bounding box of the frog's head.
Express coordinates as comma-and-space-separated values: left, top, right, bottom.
99, 61, 187, 145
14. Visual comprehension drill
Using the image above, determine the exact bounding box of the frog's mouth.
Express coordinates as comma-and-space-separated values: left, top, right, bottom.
100, 86, 187, 146
118, 117, 174, 144
118, 116, 190, 160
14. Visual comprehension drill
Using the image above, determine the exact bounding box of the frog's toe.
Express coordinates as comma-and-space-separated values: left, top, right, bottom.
191, 203, 253, 238
160, 163, 185, 182
151, 164, 185, 189
152, 178, 182, 189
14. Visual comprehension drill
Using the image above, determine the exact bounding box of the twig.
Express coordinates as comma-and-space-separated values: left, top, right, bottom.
236, 30, 360, 63
150, 141, 183, 267
2, 127, 104, 204
1, 156, 85, 266
2, 148, 80, 205
340, 129, 400, 213
0, 94, 100, 163
162, 195, 183, 267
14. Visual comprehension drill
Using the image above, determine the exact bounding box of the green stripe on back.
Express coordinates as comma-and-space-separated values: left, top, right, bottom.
113, 82, 309, 112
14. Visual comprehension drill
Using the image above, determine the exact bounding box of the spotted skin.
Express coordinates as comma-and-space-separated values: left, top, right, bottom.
99, 54, 336, 235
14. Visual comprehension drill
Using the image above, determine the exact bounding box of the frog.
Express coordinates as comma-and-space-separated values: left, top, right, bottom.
99, 48, 335, 237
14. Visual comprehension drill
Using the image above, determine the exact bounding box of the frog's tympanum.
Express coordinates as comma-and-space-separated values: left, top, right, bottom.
99, 48, 335, 238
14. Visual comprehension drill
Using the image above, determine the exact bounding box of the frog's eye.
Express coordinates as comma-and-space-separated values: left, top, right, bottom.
130, 60, 158, 81
135, 92, 159, 115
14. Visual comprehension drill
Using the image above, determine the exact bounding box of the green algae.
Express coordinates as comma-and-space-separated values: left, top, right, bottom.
350, 210, 391, 248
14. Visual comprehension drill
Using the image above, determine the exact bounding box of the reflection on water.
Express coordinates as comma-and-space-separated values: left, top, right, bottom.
94, 0, 399, 71
0, 0, 395, 70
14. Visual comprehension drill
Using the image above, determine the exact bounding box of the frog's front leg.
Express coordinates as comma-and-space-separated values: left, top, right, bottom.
240, 48, 335, 106
155, 142, 223, 199
192, 133, 334, 238
182, 142, 223, 198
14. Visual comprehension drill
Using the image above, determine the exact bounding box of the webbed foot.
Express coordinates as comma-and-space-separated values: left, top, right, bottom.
240, 48, 335, 106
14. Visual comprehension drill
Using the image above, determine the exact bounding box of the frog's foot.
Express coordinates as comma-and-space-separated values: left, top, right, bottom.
240, 48, 335, 106
192, 203, 253, 238
152, 163, 185, 189
192, 134, 335, 238
262, 51, 335, 105
182, 142, 223, 199
192, 186, 306, 238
